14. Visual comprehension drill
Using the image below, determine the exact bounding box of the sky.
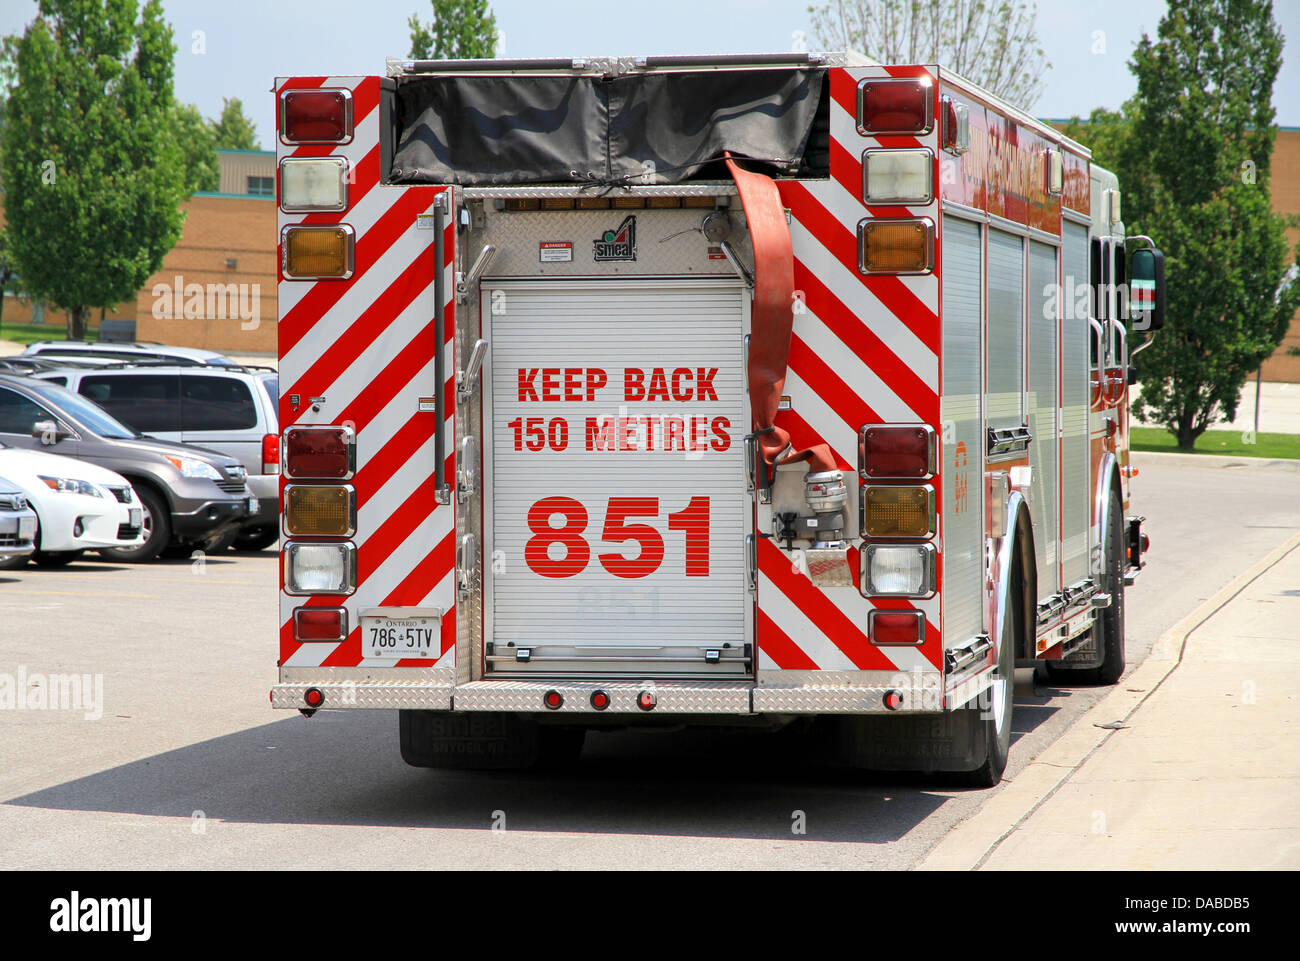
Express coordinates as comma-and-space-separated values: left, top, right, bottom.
1, 0, 1298, 146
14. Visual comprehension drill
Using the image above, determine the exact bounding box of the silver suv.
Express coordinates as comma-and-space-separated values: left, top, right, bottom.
31, 364, 279, 551
22, 341, 239, 367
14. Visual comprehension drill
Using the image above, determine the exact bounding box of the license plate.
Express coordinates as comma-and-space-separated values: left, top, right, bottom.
129, 508, 143, 527
247, 496, 260, 514
18, 515, 36, 540
362, 610, 441, 660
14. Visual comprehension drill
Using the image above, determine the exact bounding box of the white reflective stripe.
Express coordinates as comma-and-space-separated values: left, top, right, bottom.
795, 304, 921, 423
757, 572, 854, 672
782, 367, 859, 461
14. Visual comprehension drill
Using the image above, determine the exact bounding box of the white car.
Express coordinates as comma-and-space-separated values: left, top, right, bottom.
0, 443, 145, 567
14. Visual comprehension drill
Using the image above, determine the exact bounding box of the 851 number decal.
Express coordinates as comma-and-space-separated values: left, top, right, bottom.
524, 496, 709, 579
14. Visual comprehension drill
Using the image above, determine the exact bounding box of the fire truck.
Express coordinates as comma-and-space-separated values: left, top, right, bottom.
271, 52, 1165, 786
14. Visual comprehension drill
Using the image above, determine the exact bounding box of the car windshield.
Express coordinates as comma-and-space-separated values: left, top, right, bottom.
27, 381, 137, 439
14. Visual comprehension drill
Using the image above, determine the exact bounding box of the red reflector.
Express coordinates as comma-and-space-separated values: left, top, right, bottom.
883, 690, 904, 711
304, 687, 325, 707
544, 690, 564, 710
636, 690, 656, 711
294, 607, 347, 642
859, 79, 932, 135
262, 433, 280, 475
870, 610, 925, 645
281, 89, 352, 143
284, 426, 353, 479
860, 426, 934, 479
590, 690, 610, 711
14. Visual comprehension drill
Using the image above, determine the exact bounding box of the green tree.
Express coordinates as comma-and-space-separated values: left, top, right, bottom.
407, 0, 498, 60
1, 0, 187, 341
172, 100, 219, 194
808, 0, 1051, 105
1116, 0, 1300, 450
211, 96, 259, 150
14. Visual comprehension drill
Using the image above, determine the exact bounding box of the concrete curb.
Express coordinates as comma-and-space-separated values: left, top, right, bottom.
915, 528, 1300, 871
1129, 450, 1300, 472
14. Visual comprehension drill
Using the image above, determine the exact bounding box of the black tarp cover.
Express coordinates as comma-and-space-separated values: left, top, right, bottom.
390, 69, 821, 185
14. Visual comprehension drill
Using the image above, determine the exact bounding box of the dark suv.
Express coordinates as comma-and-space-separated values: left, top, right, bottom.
0, 374, 254, 561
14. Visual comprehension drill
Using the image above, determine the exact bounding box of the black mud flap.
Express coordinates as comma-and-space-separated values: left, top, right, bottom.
399, 711, 585, 770
400, 710, 543, 770
819, 711, 990, 774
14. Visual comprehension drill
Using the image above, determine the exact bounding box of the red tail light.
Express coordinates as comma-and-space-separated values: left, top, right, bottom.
284, 426, 355, 479
280, 89, 353, 144
294, 607, 348, 642
262, 433, 280, 475
857, 78, 933, 135
859, 425, 936, 480
869, 610, 925, 646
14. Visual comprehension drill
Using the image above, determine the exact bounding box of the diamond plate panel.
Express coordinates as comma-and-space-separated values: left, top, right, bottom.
754, 668, 944, 713
273, 666, 455, 710
452, 680, 751, 714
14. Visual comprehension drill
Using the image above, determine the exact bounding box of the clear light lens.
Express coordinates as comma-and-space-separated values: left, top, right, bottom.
867, 545, 932, 595
280, 157, 347, 211
38, 475, 103, 497
864, 149, 933, 205
164, 456, 222, 480
285, 542, 355, 595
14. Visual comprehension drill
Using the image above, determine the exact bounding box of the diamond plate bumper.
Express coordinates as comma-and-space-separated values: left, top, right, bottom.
274, 668, 947, 714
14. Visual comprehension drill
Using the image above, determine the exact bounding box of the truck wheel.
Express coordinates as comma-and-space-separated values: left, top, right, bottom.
101, 485, 169, 563
953, 548, 1018, 787
1046, 488, 1126, 685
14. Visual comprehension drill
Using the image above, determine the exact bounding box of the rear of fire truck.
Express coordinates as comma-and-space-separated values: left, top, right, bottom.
271, 52, 1162, 787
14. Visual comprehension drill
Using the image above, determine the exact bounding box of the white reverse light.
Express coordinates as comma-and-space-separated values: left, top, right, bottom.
284, 541, 356, 595
279, 157, 348, 212
862, 543, 935, 597
863, 148, 934, 206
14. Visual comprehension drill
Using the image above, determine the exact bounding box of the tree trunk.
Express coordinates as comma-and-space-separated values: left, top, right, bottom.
1175, 409, 1197, 451
67, 305, 87, 340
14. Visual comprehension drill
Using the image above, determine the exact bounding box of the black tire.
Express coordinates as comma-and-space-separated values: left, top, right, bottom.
33, 549, 85, 567
199, 529, 240, 554
954, 549, 1019, 787
0, 552, 30, 571
101, 485, 170, 563
233, 525, 279, 552
1046, 488, 1126, 685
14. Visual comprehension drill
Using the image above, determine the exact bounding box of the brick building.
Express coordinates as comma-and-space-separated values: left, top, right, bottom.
2, 149, 277, 353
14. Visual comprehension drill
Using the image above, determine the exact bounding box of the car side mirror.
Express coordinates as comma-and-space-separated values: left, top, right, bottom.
1129, 247, 1165, 332
31, 419, 74, 444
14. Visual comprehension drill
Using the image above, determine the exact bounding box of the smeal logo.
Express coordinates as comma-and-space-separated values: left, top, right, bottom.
49, 891, 151, 941
593, 215, 636, 262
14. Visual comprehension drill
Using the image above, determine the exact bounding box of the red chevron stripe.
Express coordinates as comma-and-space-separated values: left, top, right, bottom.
320, 627, 361, 667
758, 538, 894, 670
280, 618, 302, 665
356, 455, 453, 585
279, 188, 444, 360
788, 332, 883, 433
792, 257, 939, 422
354, 374, 454, 510
827, 66, 929, 152
756, 607, 819, 670
388, 531, 457, 666
774, 407, 852, 471
829, 137, 926, 218
781, 180, 940, 355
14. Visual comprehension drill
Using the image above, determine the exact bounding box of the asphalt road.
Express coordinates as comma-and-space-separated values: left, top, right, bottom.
1, 456, 1296, 869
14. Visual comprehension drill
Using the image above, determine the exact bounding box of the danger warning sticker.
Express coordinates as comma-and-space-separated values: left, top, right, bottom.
539, 242, 573, 263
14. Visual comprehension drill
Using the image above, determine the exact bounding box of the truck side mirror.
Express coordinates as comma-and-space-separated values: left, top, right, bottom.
1129, 247, 1165, 332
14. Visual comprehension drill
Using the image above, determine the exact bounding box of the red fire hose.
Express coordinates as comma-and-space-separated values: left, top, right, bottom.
725, 154, 835, 481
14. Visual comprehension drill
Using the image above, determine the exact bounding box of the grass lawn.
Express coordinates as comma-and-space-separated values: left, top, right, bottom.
1131, 427, 1300, 460
0, 322, 98, 346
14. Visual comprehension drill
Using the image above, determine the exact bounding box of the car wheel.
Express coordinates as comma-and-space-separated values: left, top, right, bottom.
233, 525, 279, 552
101, 485, 170, 563
33, 550, 85, 567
